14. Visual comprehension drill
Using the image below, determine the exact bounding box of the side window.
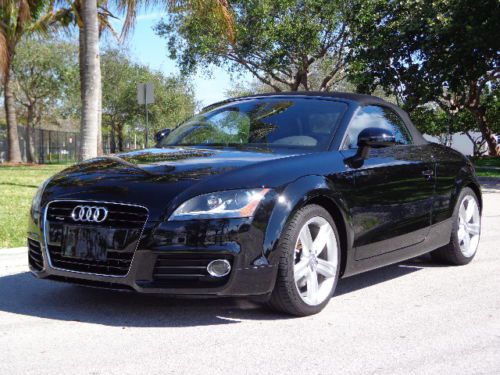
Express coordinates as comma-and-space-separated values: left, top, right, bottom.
342, 105, 412, 149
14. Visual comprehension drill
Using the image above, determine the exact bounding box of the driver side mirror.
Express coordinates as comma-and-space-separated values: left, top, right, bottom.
155, 128, 171, 146
357, 127, 396, 149
345, 127, 396, 168
357, 127, 396, 158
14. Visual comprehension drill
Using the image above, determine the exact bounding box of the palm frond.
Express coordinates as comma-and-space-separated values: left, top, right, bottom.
117, 0, 234, 42
18, 0, 32, 26
168, 0, 234, 43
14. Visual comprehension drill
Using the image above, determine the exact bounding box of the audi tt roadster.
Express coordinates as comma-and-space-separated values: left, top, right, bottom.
28, 92, 482, 316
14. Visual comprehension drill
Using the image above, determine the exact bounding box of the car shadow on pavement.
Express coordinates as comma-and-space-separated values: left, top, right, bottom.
0, 255, 442, 326
335, 254, 441, 296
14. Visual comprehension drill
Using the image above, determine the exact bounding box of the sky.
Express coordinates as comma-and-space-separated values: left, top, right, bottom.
109, 9, 251, 107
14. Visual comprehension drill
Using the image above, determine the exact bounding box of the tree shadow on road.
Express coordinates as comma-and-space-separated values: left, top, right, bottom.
0, 255, 442, 326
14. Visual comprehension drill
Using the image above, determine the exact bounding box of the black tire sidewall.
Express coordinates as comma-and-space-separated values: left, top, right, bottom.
277, 204, 341, 316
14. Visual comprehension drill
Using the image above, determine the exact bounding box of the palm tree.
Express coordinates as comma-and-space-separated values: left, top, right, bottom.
60, 0, 234, 161
78, 1, 101, 160
0, 0, 53, 163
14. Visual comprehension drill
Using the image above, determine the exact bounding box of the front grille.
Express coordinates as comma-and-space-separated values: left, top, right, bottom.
28, 239, 43, 271
152, 253, 233, 288
46, 201, 147, 228
45, 201, 148, 276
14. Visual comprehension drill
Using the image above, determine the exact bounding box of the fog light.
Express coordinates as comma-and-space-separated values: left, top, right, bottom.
207, 259, 231, 277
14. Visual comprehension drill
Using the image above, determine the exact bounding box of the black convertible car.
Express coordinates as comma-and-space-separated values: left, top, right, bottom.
28, 92, 482, 316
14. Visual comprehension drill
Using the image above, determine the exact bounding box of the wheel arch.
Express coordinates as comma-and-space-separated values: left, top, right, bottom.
305, 195, 349, 277
465, 181, 482, 213
263, 175, 352, 277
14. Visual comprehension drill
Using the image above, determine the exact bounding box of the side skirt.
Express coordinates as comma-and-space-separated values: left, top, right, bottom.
342, 218, 453, 278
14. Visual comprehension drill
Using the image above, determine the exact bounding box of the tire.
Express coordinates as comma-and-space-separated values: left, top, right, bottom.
268, 204, 341, 316
431, 187, 481, 265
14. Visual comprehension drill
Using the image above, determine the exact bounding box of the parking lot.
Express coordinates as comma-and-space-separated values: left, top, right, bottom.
1, 190, 499, 375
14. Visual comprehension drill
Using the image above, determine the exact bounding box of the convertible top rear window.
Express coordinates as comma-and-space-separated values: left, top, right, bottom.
160, 98, 347, 151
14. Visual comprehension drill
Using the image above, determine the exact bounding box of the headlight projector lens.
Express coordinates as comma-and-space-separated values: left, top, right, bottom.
207, 259, 231, 277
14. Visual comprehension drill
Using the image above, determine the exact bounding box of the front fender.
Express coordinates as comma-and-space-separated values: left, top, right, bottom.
262, 174, 352, 265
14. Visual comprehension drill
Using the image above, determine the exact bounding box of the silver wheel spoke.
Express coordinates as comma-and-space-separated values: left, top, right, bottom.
294, 259, 309, 282
462, 232, 471, 250
306, 270, 319, 303
465, 199, 475, 222
299, 226, 313, 255
316, 259, 336, 279
467, 223, 480, 236
312, 224, 330, 256
459, 205, 467, 222
457, 226, 466, 241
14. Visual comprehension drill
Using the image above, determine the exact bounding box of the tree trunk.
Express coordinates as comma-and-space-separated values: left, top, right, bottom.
3, 70, 22, 163
79, 0, 100, 161
26, 104, 38, 163
468, 106, 499, 156
110, 122, 116, 154
117, 123, 124, 152
96, 57, 103, 156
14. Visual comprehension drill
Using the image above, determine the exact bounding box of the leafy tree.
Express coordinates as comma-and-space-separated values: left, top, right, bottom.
12, 36, 78, 162
101, 48, 196, 152
0, 0, 55, 162
348, 0, 500, 155
156, 0, 353, 92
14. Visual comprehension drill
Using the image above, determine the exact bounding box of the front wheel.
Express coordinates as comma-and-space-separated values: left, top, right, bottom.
431, 187, 481, 265
268, 204, 340, 316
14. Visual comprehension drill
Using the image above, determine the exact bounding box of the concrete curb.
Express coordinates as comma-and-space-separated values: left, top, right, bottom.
0, 247, 27, 255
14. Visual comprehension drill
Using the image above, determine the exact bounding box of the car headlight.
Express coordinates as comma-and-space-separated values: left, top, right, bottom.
168, 188, 270, 221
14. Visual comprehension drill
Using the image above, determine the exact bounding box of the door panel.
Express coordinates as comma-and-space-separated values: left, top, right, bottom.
341, 144, 435, 260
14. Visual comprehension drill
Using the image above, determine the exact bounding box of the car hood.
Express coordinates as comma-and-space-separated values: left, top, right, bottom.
42, 146, 296, 220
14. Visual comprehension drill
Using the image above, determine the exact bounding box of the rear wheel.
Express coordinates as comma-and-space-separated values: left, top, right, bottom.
268, 204, 340, 316
431, 187, 481, 265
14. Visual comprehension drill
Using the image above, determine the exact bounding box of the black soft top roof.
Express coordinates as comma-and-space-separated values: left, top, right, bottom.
203, 91, 388, 110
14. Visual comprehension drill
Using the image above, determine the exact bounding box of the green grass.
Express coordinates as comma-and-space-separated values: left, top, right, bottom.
473, 157, 500, 168
0, 164, 67, 248
473, 157, 500, 178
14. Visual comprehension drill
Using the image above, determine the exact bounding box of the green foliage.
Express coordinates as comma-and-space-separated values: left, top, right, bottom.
156, 0, 352, 91
347, 0, 500, 154
100, 47, 196, 150
411, 106, 474, 137
12, 36, 79, 123
348, 0, 499, 105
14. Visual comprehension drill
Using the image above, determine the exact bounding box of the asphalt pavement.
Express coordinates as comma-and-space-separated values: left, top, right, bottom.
1, 191, 499, 375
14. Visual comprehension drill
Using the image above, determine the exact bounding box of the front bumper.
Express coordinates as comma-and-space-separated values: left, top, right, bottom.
28, 213, 278, 297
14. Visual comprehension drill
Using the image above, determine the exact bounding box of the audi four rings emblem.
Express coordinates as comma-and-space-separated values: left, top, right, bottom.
71, 205, 109, 223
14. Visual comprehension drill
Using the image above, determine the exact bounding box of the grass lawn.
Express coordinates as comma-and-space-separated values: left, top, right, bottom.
0, 164, 67, 248
473, 157, 500, 178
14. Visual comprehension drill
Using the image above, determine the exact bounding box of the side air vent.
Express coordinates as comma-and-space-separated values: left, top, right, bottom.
28, 239, 43, 271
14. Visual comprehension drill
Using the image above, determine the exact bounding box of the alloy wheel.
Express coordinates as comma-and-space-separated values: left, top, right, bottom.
293, 216, 338, 306
457, 195, 481, 257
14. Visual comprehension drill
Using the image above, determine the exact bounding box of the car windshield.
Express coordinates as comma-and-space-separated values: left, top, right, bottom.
159, 98, 347, 151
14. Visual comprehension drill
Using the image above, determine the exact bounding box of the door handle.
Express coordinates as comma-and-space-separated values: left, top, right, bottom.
422, 169, 434, 180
